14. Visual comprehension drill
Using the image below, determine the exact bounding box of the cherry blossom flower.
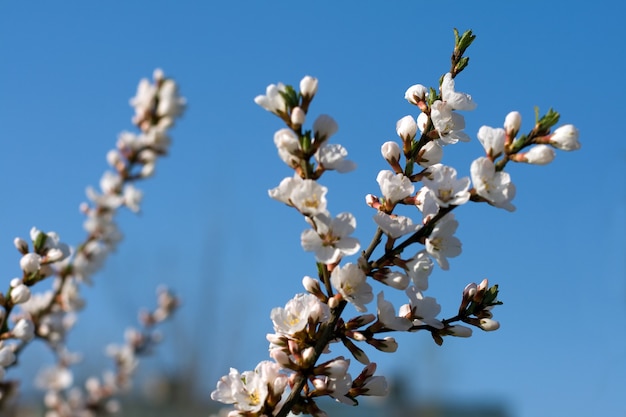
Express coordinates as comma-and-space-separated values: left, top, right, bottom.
373, 212, 420, 239
430, 100, 471, 144
404, 250, 434, 291
330, 263, 373, 312
290, 180, 328, 216
315, 143, 357, 173
421, 164, 470, 207
271, 293, 330, 335
470, 156, 516, 212
376, 292, 411, 331
477, 125, 505, 156
401, 286, 443, 329
254, 82, 287, 115
425, 214, 461, 270
376, 170, 414, 204
313, 114, 339, 143
301, 212, 360, 264
441, 72, 476, 111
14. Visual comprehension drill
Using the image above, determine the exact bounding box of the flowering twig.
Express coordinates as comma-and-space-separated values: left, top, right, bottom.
211, 28, 580, 417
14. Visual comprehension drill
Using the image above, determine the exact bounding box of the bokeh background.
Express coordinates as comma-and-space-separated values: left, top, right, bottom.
1, 1, 624, 416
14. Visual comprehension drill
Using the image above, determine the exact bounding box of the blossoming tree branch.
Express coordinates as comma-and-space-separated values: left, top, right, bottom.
211, 29, 580, 417
0, 70, 185, 415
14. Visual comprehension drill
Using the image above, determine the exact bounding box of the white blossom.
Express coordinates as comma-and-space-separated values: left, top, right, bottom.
471, 157, 516, 212
330, 263, 373, 312
271, 293, 330, 335
430, 101, 471, 144
425, 214, 461, 270
421, 164, 470, 207
376, 170, 414, 204
290, 180, 328, 216
315, 144, 356, 173
377, 292, 411, 331
441, 72, 476, 111
401, 285, 443, 328
373, 212, 420, 239
254, 82, 287, 114
313, 114, 339, 143
404, 250, 434, 291
477, 125, 505, 156
301, 212, 360, 264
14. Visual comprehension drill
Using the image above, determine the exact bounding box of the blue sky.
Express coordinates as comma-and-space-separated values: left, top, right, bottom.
1, 1, 624, 416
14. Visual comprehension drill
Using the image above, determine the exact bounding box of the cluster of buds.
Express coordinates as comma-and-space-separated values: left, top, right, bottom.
212, 29, 580, 417
0, 71, 184, 413
38, 288, 179, 417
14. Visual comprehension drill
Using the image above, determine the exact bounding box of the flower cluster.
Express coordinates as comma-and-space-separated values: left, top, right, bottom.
38, 287, 179, 417
0, 70, 185, 413
211, 29, 580, 417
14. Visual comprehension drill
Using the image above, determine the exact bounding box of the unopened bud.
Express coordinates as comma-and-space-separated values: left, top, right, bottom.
404, 84, 428, 105
13, 238, 28, 254
381, 141, 401, 164
20, 253, 41, 274
550, 124, 580, 151
417, 141, 443, 167
523, 145, 555, 165
504, 111, 522, 137
313, 114, 338, 143
300, 75, 318, 99
395, 115, 417, 141
10, 283, 31, 305
291, 107, 305, 128
106, 149, 122, 168
302, 276, 321, 295
140, 162, 155, 178
479, 318, 500, 331
448, 325, 473, 338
